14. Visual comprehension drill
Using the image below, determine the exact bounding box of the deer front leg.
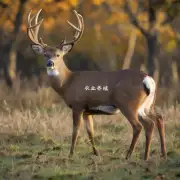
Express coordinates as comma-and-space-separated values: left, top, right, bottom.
83, 113, 99, 156
69, 109, 83, 157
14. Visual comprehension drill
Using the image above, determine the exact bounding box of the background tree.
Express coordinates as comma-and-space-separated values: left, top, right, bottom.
2, 0, 28, 90
102, 0, 180, 81
0, 0, 180, 90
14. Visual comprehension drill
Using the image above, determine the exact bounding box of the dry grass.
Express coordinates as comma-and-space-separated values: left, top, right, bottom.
0, 83, 179, 179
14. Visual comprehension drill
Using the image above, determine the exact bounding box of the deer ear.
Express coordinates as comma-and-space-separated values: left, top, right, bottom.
31, 44, 44, 54
61, 44, 73, 55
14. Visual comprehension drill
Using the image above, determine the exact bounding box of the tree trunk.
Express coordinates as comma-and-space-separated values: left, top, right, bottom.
3, 0, 27, 88
146, 0, 158, 77
104, 39, 117, 71
122, 29, 137, 69
146, 33, 158, 77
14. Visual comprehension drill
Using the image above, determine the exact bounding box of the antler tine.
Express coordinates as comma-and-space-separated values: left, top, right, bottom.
39, 37, 47, 47
28, 11, 39, 28
67, 21, 81, 32
27, 9, 47, 47
72, 10, 83, 40
76, 13, 84, 41
28, 10, 32, 26
27, 18, 44, 45
35, 9, 42, 24
33, 9, 43, 42
27, 10, 37, 44
70, 10, 82, 41
62, 10, 84, 45
27, 10, 36, 42
67, 10, 81, 32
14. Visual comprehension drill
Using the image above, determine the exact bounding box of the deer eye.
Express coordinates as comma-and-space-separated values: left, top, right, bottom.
44, 53, 49, 58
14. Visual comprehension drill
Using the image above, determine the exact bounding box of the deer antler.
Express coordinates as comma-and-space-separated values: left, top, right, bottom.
27, 9, 47, 47
61, 10, 84, 46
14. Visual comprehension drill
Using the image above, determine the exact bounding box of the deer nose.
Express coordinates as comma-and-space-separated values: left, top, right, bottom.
47, 60, 54, 67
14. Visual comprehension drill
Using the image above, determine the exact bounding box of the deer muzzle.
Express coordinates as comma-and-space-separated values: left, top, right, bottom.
47, 60, 54, 68
46, 60, 59, 76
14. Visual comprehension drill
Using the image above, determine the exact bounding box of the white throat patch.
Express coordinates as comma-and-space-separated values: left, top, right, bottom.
47, 68, 59, 76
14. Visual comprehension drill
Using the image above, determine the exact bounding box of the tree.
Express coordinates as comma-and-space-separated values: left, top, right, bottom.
124, 0, 180, 78
1, 0, 28, 89
103, 0, 180, 78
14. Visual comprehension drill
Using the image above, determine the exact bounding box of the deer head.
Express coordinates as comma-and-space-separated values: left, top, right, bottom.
27, 9, 84, 76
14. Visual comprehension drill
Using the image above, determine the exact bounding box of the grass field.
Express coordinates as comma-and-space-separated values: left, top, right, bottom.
0, 87, 179, 180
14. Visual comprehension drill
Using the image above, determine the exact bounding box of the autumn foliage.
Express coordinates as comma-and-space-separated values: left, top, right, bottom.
0, 0, 180, 89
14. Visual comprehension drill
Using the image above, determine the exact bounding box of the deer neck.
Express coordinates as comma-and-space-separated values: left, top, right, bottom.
57, 58, 72, 85
47, 58, 72, 93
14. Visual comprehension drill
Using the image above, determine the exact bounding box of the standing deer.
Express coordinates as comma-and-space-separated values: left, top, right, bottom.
27, 9, 166, 160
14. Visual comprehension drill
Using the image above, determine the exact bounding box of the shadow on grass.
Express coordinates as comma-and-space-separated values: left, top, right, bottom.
32, 173, 87, 180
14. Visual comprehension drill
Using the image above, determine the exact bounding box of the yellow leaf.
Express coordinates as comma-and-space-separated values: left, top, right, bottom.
57, 2, 70, 10
68, 0, 78, 7
106, 12, 128, 25
92, 0, 104, 5
44, 0, 53, 3
2, 0, 11, 4
165, 39, 177, 53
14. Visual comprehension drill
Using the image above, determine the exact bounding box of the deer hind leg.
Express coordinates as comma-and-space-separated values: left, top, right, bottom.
117, 104, 142, 159
69, 109, 83, 157
139, 112, 166, 160
83, 113, 99, 156
125, 113, 142, 160
137, 75, 157, 160
155, 113, 166, 159
138, 115, 155, 160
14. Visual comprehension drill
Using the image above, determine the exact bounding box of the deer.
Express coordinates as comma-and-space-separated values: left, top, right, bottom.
27, 9, 166, 161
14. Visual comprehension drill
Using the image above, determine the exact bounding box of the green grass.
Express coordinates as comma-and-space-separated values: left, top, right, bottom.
0, 111, 179, 180
0, 131, 179, 180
